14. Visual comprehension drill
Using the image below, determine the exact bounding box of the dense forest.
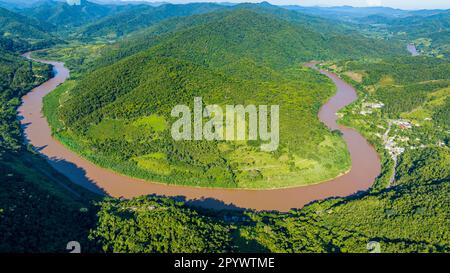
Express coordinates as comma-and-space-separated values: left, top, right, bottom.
0, 0, 448, 253
0, 7, 59, 51
89, 179, 449, 253
86, 55, 450, 253
88, 53, 449, 253
19, 0, 137, 31
76, 2, 225, 40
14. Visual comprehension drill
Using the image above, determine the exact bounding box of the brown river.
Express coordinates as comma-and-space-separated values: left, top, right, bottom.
18, 53, 381, 211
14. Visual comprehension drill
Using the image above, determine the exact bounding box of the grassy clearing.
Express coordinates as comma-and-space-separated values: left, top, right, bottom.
132, 153, 171, 176
132, 115, 168, 132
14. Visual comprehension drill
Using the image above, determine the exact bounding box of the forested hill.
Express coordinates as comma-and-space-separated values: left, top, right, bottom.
0, 6, 55, 155
60, 7, 407, 130
47, 7, 408, 188
77, 3, 225, 40
283, 5, 408, 21
278, 5, 449, 58
89, 5, 407, 71
19, 0, 138, 30
76, 1, 343, 41
14, 0, 226, 38
361, 10, 449, 35
145, 9, 406, 68
0, 7, 59, 51
383, 10, 450, 57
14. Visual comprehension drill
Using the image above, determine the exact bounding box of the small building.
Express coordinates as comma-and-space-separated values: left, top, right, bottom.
392, 119, 412, 130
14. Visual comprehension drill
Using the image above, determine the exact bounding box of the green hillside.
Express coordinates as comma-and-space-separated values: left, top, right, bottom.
33, 3, 406, 72
89, 49, 450, 254
0, 6, 57, 148
91, 196, 231, 253
350, 10, 450, 57
77, 3, 226, 40
80, 4, 406, 71
387, 11, 449, 57
374, 10, 449, 38
0, 0, 447, 254
0, 7, 59, 51
44, 8, 405, 189
0, 50, 50, 153
90, 176, 450, 253
20, 0, 137, 31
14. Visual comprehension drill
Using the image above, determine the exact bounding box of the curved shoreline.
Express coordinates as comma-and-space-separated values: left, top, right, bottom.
18, 52, 381, 211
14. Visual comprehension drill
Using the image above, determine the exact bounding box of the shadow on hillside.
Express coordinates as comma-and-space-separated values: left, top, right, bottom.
138, 194, 246, 211
23, 143, 251, 212
178, 196, 246, 211
43, 154, 108, 197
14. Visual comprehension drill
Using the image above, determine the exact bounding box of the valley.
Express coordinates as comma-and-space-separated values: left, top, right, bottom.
19, 52, 380, 211
0, 0, 448, 253
39, 8, 367, 190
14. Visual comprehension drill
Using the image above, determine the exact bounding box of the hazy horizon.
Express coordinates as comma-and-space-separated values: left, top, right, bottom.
104, 0, 450, 10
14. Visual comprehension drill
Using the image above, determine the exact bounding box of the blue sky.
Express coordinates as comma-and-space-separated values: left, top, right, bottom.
121, 0, 450, 10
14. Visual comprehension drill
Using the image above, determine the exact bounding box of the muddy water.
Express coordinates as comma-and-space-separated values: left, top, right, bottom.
18, 53, 381, 211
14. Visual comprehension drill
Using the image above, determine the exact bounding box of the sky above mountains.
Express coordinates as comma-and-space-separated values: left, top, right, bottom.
113, 0, 450, 10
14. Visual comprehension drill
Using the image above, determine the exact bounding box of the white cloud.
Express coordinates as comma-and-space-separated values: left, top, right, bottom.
366, 0, 382, 7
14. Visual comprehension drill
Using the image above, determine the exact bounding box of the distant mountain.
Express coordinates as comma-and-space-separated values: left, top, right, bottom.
77, 1, 391, 42
284, 5, 450, 24
89, 3, 405, 69
20, 0, 137, 30
0, 0, 49, 10
358, 9, 449, 27
356, 9, 450, 56
386, 10, 449, 36
389, 10, 449, 57
407, 9, 450, 17
0, 7, 59, 51
90, 0, 168, 6
133, 8, 404, 69
283, 5, 409, 22
77, 3, 226, 40
286, 5, 449, 57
